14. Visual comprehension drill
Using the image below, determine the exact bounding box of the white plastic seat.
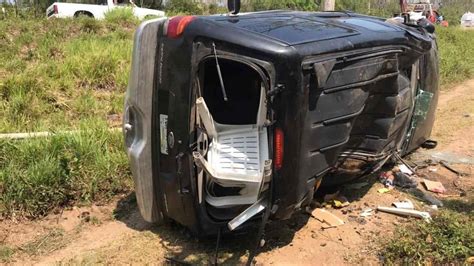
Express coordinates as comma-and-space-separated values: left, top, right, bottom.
194, 86, 269, 208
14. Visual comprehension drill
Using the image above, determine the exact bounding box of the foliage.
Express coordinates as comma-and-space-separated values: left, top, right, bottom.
437, 26, 474, 87
382, 208, 474, 264
0, 16, 134, 218
104, 7, 139, 25
243, 0, 318, 12
0, 122, 131, 218
0, 16, 135, 133
165, 0, 205, 15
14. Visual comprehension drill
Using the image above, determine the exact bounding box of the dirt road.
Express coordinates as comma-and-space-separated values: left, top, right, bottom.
2, 79, 473, 265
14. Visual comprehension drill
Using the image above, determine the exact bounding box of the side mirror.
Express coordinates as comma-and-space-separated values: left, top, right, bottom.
227, 0, 240, 15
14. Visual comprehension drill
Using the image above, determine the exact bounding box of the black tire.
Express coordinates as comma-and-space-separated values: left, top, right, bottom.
421, 139, 438, 149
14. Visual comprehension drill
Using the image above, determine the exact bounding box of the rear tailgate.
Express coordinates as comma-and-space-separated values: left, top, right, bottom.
123, 18, 167, 223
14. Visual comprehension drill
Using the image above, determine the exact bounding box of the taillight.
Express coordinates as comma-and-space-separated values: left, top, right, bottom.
166, 16, 196, 39
53, 4, 58, 14
274, 128, 284, 170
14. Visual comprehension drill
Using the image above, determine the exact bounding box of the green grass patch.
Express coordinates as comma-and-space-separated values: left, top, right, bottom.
0, 245, 15, 263
382, 199, 474, 264
0, 16, 134, 133
0, 121, 131, 218
437, 26, 474, 88
104, 8, 139, 25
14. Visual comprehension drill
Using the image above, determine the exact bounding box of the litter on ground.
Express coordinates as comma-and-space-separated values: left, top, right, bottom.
376, 206, 432, 222
311, 208, 345, 228
359, 208, 373, 217
392, 200, 414, 210
423, 179, 447, 193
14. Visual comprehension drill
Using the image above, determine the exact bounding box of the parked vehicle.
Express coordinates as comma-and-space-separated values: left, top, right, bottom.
123, 9, 439, 237
46, 0, 164, 20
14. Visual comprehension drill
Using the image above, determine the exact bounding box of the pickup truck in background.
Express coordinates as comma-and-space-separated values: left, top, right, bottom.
46, 0, 165, 20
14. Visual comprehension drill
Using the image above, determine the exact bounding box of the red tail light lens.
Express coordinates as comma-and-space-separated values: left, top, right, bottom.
274, 128, 284, 170
53, 4, 58, 14
167, 16, 196, 39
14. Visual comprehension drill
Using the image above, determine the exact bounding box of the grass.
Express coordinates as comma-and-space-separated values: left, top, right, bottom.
437, 27, 474, 88
382, 205, 473, 264
0, 245, 15, 263
0, 121, 131, 218
0, 14, 134, 133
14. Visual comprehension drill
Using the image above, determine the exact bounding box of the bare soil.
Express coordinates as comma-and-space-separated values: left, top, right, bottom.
1, 79, 474, 265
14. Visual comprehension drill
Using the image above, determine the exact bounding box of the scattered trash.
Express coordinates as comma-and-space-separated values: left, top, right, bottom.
322, 191, 350, 209
311, 208, 345, 229
393, 172, 418, 188
423, 179, 447, 193
378, 188, 391, 194
379, 171, 395, 188
430, 205, 438, 210
377, 206, 431, 222
379, 170, 417, 189
398, 164, 413, 175
392, 200, 414, 210
344, 182, 369, 190
406, 188, 443, 207
428, 167, 438, 172
439, 160, 468, 176
331, 199, 350, 208
360, 208, 373, 217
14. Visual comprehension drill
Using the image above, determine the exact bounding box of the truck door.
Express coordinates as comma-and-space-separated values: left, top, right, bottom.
123, 18, 167, 223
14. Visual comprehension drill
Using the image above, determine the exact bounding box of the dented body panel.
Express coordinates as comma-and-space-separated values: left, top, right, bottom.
124, 11, 439, 236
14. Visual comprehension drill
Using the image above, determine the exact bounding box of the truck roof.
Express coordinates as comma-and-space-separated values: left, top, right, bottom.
203, 11, 403, 46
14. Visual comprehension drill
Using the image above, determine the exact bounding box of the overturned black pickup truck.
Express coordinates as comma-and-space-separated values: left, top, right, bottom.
123, 9, 439, 237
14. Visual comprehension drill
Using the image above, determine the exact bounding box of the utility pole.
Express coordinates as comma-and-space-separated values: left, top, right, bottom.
322, 0, 335, 11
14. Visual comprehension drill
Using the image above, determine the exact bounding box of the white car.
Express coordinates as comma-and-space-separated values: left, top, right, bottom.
46, 0, 165, 20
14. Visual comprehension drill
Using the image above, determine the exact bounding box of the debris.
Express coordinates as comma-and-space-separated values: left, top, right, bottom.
423, 179, 446, 194
344, 182, 369, 190
378, 188, 391, 194
311, 208, 344, 228
377, 206, 431, 222
393, 153, 417, 174
392, 200, 414, 210
439, 160, 468, 176
428, 167, 438, 172
398, 164, 413, 175
393, 172, 418, 188
406, 188, 443, 207
360, 208, 373, 217
332, 199, 350, 208
379, 171, 395, 188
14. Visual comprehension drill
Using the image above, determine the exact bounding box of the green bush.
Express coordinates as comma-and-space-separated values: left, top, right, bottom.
165, 0, 204, 15
437, 26, 474, 87
0, 122, 131, 218
104, 7, 139, 25
383, 209, 473, 264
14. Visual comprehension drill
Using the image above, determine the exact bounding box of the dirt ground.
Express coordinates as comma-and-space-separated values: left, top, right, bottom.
1, 79, 473, 265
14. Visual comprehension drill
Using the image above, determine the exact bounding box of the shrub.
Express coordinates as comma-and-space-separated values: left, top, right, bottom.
104, 7, 139, 25
382, 209, 474, 264
0, 122, 131, 218
165, 0, 204, 15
